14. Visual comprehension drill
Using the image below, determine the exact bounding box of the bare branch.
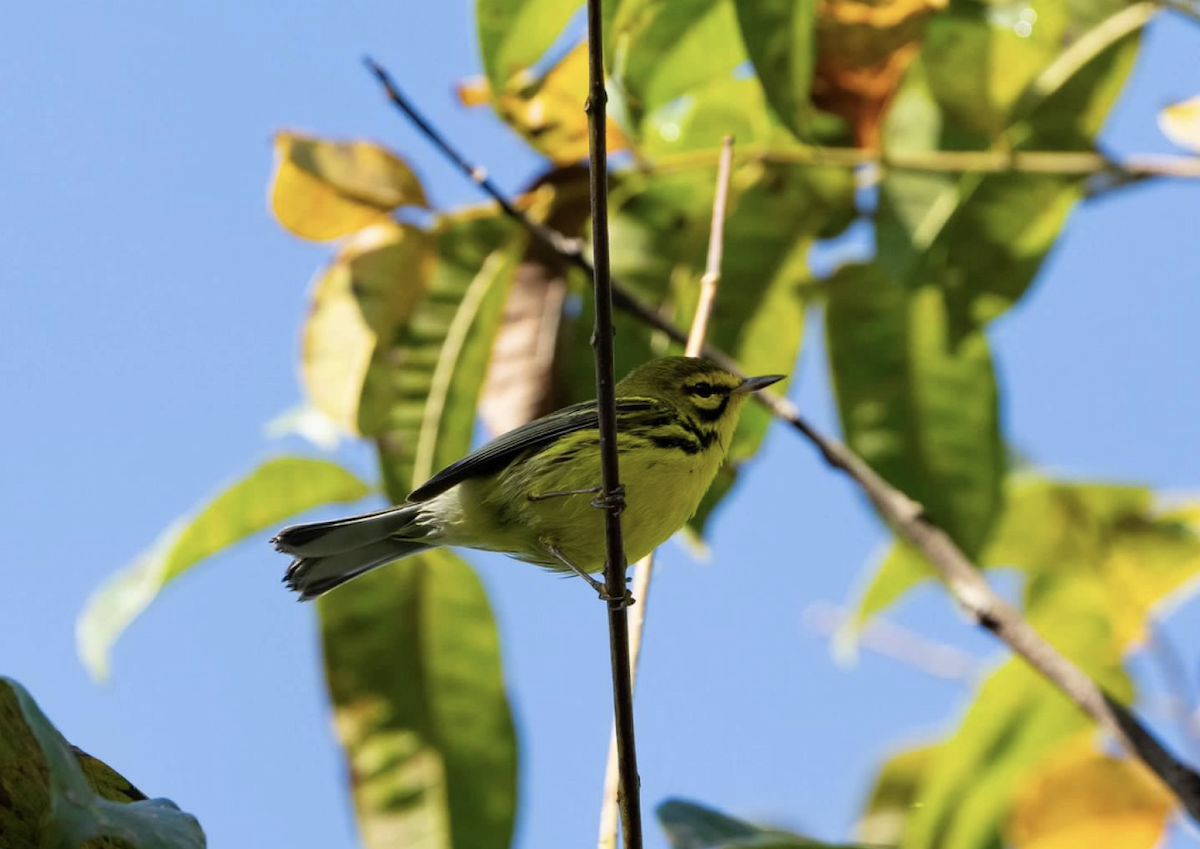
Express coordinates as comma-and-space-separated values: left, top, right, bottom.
362, 60, 1200, 825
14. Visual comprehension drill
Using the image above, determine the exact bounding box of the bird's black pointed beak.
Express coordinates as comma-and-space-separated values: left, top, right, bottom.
734, 374, 785, 394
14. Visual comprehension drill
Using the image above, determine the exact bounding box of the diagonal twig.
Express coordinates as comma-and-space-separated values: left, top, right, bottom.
597, 134, 735, 849
362, 58, 1200, 824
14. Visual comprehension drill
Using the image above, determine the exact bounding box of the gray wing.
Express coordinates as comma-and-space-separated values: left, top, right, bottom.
407, 398, 657, 502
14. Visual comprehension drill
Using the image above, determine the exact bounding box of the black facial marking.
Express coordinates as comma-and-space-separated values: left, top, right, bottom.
695, 395, 730, 423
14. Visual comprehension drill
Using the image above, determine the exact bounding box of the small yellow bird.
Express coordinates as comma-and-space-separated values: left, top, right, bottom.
273, 356, 783, 600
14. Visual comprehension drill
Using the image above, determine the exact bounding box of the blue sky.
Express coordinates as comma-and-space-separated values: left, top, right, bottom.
2, 4, 1200, 849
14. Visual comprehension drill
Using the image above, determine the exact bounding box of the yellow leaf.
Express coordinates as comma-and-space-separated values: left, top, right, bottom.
1159, 95, 1200, 154
302, 223, 434, 434
270, 132, 428, 242
457, 42, 627, 164
1009, 735, 1175, 849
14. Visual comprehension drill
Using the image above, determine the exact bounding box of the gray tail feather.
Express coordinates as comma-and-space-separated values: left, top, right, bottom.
283, 538, 434, 601
272, 503, 430, 600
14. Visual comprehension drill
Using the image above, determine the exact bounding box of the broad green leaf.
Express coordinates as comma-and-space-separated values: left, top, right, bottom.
319, 549, 517, 849
375, 207, 522, 495
825, 263, 1003, 559
1008, 734, 1174, 849
733, 0, 816, 139
270, 133, 427, 242
921, 0, 1069, 138
640, 76, 793, 157
320, 205, 521, 849
302, 222, 435, 435
1, 677, 205, 849
77, 457, 370, 680
608, 0, 749, 138
658, 798, 866, 848
855, 743, 942, 847
476, 0, 581, 93
1160, 94, 1200, 153
900, 589, 1131, 849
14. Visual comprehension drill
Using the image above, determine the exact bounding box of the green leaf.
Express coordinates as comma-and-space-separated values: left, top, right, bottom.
609, 0, 749, 137
897, 590, 1131, 849
318, 548, 517, 849
476, 0, 582, 91
659, 798, 867, 849
302, 222, 435, 435
733, 0, 816, 139
855, 743, 941, 847
825, 263, 1003, 558
375, 207, 523, 495
321, 205, 522, 849
1, 677, 205, 849
77, 456, 370, 681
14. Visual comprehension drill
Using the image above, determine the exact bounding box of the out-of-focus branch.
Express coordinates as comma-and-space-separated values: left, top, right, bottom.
597, 135, 735, 849
363, 59, 1200, 825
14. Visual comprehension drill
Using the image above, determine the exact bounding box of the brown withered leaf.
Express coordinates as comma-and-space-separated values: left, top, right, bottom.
813, 0, 947, 147
479, 166, 591, 435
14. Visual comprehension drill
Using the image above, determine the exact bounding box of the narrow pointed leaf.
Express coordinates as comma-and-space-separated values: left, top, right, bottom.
2, 677, 205, 849
659, 797, 867, 848
476, 0, 582, 92
270, 133, 427, 242
319, 206, 522, 849
77, 457, 370, 680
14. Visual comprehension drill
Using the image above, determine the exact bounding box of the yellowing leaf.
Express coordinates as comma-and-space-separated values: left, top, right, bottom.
1009, 735, 1174, 849
270, 132, 428, 242
458, 42, 627, 164
302, 223, 435, 435
1159, 94, 1200, 154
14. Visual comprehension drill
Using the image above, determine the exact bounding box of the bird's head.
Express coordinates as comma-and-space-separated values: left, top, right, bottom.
618, 356, 785, 445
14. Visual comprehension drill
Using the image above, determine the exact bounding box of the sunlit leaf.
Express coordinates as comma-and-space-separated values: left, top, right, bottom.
733, 0, 816, 139
899, 590, 1131, 849
609, 0, 749, 138
839, 540, 930, 642
317, 205, 522, 849
658, 797, 866, 848
77, 457, 370, 680
1, 677, 205, 849
1159, 94, 1200, 153
921, 0, 1068, 138
825, 263, 1003, 558
270, 132, 427, 242
476, 0, 581, 92
301, 222, 435, 435
1008, 735, 1174, 849
319, 549, 516, 849
855, 743, 941, 846
640, 76, 792, 157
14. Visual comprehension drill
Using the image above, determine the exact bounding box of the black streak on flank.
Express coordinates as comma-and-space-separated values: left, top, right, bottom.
649, 434, 702, 455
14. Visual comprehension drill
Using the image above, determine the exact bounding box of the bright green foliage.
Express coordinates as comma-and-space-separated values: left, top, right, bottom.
826, 264, 1003, 558
733, 0, 816, 139
0, 677, 204, 849
477, 0, 583, 91
77, 456, 371, 680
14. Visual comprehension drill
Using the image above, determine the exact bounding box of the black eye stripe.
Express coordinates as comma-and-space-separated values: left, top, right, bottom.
688, 380, 732, 397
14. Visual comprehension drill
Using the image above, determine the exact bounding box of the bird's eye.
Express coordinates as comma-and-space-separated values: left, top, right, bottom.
691, 382, 714, 398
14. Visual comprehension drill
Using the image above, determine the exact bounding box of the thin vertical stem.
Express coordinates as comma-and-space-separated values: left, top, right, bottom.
584, 1, 643, 847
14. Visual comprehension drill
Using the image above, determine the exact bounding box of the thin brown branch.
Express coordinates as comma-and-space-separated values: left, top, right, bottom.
598, 135, 735, 849
583, 1, 643, 846
362, 60, 1200, 825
